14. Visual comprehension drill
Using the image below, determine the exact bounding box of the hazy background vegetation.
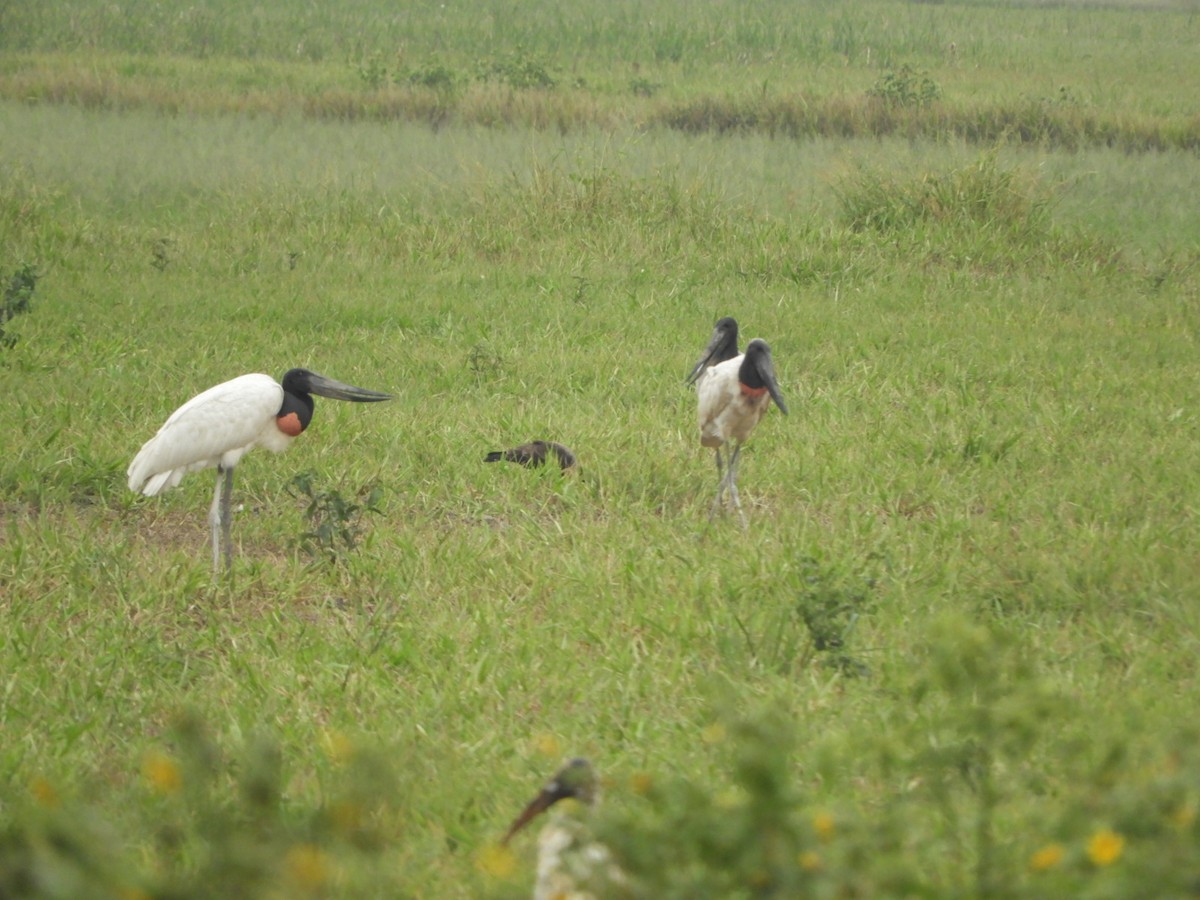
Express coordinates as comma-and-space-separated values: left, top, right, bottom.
1, 0, 1198, 897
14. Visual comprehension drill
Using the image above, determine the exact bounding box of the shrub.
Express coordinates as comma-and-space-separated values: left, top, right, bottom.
836, 152, 1052, 240
868, 65, 942, 108
288, 472, 384, 564
475, 51, 557, 90
1, 712, 400, 899
1, 262, 37, 350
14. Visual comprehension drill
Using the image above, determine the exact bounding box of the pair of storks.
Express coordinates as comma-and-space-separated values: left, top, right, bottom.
127, 317, 786, 569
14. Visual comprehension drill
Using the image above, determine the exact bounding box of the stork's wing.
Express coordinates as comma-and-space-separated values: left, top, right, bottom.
128, 374, 284, 495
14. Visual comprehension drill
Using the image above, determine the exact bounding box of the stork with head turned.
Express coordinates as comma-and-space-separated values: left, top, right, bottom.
127, 368, 391, 571
503, 758, 625, 900
685, 316, 739, 385
687, 322, 788, 528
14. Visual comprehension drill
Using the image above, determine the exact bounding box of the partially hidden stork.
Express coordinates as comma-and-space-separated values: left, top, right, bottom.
687, 324, 788, 527
485, 440, 578, 472
503, 758, 624, 900
127, 368, 391, 571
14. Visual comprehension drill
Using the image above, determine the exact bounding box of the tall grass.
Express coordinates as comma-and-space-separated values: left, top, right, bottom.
2, 0, 1199, 149
1, 3, 1199, 896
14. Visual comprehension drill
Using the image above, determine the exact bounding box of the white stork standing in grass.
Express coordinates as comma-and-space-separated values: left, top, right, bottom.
127, 368, 391, 571
687, 324, 788, 527
503, 758, 625, 900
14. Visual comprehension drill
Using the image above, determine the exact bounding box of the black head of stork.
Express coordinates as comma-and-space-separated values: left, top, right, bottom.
738, 339, 788, 415
276, 368, 393, 435
686, 316, 739, 385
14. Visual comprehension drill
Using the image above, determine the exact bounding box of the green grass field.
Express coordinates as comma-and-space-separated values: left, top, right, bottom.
2, 1, 1200, 897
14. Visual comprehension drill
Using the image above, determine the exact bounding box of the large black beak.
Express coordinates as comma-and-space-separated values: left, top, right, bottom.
686, 318, 739, 385
501, 787, 562, 845
285, 369, 392, 402
501, 758, 594, 845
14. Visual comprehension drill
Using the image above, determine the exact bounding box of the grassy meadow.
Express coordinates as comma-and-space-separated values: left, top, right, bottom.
2, 0, 1200, 897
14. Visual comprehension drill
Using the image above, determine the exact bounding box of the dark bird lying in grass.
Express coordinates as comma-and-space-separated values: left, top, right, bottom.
485, 440, 578, 472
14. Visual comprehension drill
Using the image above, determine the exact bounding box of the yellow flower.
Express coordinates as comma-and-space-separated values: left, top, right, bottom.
29, 776, 59, 808
141, 750, 182, 795
701, 723, 727, 744
320, 729, 356, 765
715, 788, 743, 809
1086, 829, 1125, 867
533, 734, 563, 759
630, 771, 654, 795
1029, 843, 1064, 872
328, 799, 363, 836
798, 850, 822, 871
812, 812, 835, 842
475, 843, 518, 879
1170, 802, 1196, 830
285, 844, 330, 890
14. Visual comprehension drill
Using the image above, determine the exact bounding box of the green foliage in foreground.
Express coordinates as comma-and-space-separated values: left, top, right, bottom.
589, 620, 1200, 898
1, 92, 1199, 897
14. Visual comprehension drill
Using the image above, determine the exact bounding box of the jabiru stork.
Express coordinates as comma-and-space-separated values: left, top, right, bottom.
689, 334, 788, 527
503, 758, 623, 900
127, 368, 391, 571
484, 440, 578, 472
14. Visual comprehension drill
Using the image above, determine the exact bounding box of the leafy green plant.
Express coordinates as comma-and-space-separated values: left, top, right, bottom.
0, 798, 124, 899
905, 617, 1061, 897
725, 553, 880, 676
467, 341, 503, 380
868, 65, 942, 107
475, 51, 556, 89
1, 262, 36, 349
0, 712, 400, 900
793, 553, 881, 675
357, 53, 390, 90
836, 152, 1053, 238
588, 707, 922, 899
629, 77, 660, 98
288, 472, 384, 563
404, 63, 460, 93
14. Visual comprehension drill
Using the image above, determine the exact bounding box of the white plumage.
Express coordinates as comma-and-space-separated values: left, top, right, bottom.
532, 815, 614, 900
127, 368, 391, 571
128, 374, 289, 497
689, 332, 787, 527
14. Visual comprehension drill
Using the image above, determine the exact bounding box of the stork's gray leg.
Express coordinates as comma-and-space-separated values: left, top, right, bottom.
208, 468, 224, 572
221, 466, 234, 572
727, 444, 748, 530
708, 447, 728, 522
